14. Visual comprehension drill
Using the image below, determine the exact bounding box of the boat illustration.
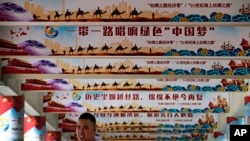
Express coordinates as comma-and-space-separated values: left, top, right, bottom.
220, 79, 245, 87
221, 41, 234, 51
239, 3, 250, 15
211, 62, 224, 70
240, 38, 250, 51
228, 60, 249, 70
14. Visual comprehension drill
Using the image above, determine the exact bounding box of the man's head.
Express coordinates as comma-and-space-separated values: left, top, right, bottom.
76, 112, 96, 141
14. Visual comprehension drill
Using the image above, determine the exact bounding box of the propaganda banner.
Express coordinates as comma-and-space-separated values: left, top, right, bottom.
24, 116, 46, 141
2, 58, 250, 76
21, 78, 248, 92
69, 132, 208, 141
59, 113, 213, 134
0, 25, 250, 57
0, 0, 249, 22
0, 95, 24, 141
43, 91, 230, 113
58, 112, 217, 133
100, 133, 208, 141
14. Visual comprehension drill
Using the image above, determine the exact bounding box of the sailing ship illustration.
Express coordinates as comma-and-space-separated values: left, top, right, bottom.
211, 62, 224, 70
220, 79, 245, 87
228, 60, 250, 70
239, 3, 250, 15
240, 38, 250, 51
221, 41, 234, 51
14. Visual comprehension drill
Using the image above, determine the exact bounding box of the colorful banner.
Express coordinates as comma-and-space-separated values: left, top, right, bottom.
59, 113, 212, 133
0, 0, 249, 22
0, 25, 250, 57
46, 131, 61, 141
0, 95, 24, 141
21, 78, 249, 92
24, 116, 46, 141
58, 112, 217, 133
99, 133, 208, 141
43, 91, 230, 113
69, 132, 207, 141
2, 58, 250, 76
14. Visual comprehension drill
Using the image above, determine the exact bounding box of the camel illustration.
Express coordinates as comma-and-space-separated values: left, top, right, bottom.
54, 11, 63, 20
129, 8, 143, 18
101, 43, 112, 53
47, 15, 51, 21
65, 9, 74, 20
33, 14, 40, 20
132, 64, 142, 72
119, 105, 125, 110
138, 105, 144, 110
51, 49, 57, 55
85, 65, 91, 72
77, 45, 85, 55
130, 44, 142, 52
76, 8, 89, 19
69, 46, 76, 55
93, 82, 99, 89
127, 105, 135, 109
93, 64, 103, 72
110, 8, 125, 18
135, 81, 143, 88
115, 44, 128, 53
102, 106, 108, 111
77, 66, 84, 73
118, 64, 129, 72
101, 81, 109, 88
87, 44, 98, 53
93, 7, 107, 18
112, 81, 120, 88
106, 63, 115, 72
123, 81, 133, 88
87, 83, 91, 89
62, 68, 66, 73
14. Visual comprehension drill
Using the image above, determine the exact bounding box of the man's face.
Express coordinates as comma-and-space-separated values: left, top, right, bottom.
76, 119, 96, 141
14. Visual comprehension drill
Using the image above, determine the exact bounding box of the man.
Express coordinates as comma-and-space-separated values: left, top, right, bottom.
76, 112, 97, 141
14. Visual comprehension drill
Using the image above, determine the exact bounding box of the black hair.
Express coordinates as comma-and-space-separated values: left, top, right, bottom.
78, 112, 96, 125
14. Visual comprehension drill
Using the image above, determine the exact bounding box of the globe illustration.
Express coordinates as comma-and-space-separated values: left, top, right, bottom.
44, 26, 59, 38
72, 92, 81, 101
0, 117, 10, 132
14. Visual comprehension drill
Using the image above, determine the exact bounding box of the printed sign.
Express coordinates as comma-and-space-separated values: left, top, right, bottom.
2, 58, 250, 76
58, 112, 217, 134
0, 95, 24, 141
43, 91, 230, 113
0, 25, 249, 57
20, 78, 248, 92
0, 0, 249, 22
24, 116, 46, 141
